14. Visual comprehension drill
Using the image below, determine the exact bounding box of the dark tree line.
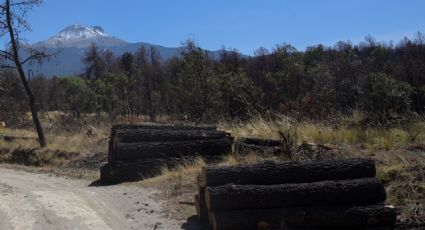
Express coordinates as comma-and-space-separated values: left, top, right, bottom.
2, 34, 425, 124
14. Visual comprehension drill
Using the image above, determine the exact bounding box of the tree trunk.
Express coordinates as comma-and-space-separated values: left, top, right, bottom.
237, 137, 281, 146
196, 175, 209, 223
114, 138, 232, 160
110, 124, 217, 137
211, 205, 396, 230
195, 192, 209, 224
102, 156, 214, 183
114, 129, 230, 143
5, 0, 46, 148
205, 178, 386, 211
201, 158, 376, 187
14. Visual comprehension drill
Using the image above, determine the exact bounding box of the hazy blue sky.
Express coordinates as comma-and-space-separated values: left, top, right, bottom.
23, 0, 425, 54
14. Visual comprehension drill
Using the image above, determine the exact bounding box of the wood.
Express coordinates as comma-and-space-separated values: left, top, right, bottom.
196, 174, 210, 223
235, 142, 282, 154
211, 205, 396, 230
205, 178, 386, 211
114, 129, 230, 143
201, 158, 376, 187
114, 138, 232, 160
195, 194, 199, 216
237, 137, 281, 146
5, 0, 46, 148
111, 124, 217, 138
197, 186, 209, 223
282, 205, 396, 228
286, 227, 390, 230
102, 157, 193, 183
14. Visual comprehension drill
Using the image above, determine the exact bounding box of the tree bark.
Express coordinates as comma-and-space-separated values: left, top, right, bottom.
195, 192, 209, 224
114, 138, 232, 160
196, 175, 209, 223
110, 124, 217, 137
5, 0, 46, 148
237, 137, 281, 146
101, 156, 213, 183
211, 205, 396, 230
114, 129, 230, 143
235, 142, 282, 154
205, 178, 386, 211
201, 158, 376, 187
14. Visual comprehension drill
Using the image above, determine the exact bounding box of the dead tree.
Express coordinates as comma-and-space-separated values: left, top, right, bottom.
0, 0, 47, 148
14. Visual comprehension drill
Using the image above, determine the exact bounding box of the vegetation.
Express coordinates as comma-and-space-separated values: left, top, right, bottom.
0, 2, 424, 226
0, 0, 48, 147
2, 34, 425, 126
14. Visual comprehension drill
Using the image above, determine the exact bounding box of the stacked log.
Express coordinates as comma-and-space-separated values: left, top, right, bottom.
195, 158, 397, 230
101, 124, 232, 183
235, 137, 282, 154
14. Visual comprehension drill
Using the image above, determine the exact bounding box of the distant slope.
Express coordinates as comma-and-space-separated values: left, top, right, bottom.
25, 24, 220, 77
26, 43, 184, 77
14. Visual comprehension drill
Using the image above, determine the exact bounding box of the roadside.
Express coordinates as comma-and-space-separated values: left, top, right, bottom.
0, 167, 187, 230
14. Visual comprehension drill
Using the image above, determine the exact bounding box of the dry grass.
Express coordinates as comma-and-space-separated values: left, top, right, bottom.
220, 116, 425, 151
1, 113, 425, 225
146, 116, 425, 226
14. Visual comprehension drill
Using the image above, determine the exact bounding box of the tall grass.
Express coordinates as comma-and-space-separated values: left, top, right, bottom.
220, 116, 425, 151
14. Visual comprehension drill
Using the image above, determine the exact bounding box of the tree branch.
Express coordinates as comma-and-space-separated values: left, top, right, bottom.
0, 50, 13, 59
0, 64, 16, 69
21, 51, 46, 65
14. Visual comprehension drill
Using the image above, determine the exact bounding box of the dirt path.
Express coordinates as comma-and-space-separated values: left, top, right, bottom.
0, 167, 184, 230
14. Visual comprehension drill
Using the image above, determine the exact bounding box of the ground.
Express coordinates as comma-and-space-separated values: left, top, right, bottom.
0, 166, 194, 230
0, 115, 424, 229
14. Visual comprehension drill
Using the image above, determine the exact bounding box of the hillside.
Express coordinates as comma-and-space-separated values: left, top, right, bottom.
25, 25, 220, 77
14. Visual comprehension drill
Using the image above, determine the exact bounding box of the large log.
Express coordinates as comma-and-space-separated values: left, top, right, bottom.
111, 124, 217, 138
205, 178, 386, 211
196, 181, 209, 223
102, 156, 203, 183
201, 158, 376, 187
237, 137, 281, 146
114, 138, 232, 160
114, 129, 230, 143
235, 142, 282, 155
211, 205, 396, 230
100, 161, 163, 183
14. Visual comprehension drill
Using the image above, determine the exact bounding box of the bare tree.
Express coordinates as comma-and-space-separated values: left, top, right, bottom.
0, 0, 47, 148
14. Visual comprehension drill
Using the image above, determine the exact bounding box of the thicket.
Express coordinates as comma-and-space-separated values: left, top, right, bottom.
2, 34, 425, 125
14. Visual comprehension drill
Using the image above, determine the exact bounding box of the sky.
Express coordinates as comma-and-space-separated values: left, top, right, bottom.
22, 0, 425, 55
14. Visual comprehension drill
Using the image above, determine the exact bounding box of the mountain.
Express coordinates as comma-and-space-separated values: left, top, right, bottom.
34, 25, 127, 48
26, 25, 189, 77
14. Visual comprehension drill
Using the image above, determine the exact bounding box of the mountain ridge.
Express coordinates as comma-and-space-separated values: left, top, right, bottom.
25, 25, 214, 77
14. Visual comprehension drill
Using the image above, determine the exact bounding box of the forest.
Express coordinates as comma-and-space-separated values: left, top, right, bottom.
1, 33, 425, 125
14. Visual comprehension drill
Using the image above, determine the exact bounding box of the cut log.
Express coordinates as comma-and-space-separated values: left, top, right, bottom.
211, 205, 396, 230
102, 157, 204, 183
114, 138, 232, 160
197, 186, 209, 223
286, 227, 390, 230
237, 137, 281, 146
201, 158, 376, 187
195, 194, 199, 216
282, 205, 396, 228
196, 175, 210, 223
114, 129, 230, 143
235, 142, 282, 154
111, 124, 217, 138
100, 161, 163, 183
205, 178, 386, 211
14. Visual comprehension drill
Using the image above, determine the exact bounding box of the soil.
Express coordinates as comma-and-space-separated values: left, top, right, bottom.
0, 167, 197, 230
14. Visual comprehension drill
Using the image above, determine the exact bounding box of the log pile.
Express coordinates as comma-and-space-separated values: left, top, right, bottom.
235, 137, 282, 154
195, 158, 397, 230
101, 124, 232, 183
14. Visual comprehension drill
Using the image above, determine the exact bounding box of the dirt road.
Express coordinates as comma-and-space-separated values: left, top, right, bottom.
0, 167, 184, 230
